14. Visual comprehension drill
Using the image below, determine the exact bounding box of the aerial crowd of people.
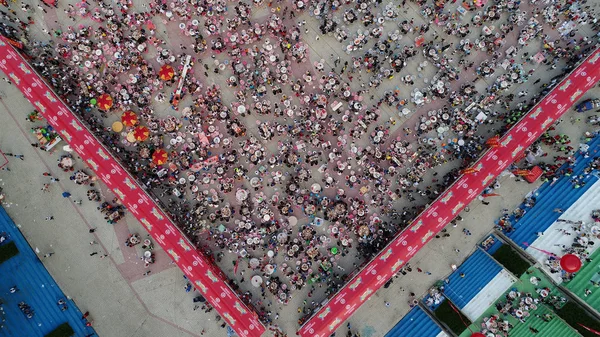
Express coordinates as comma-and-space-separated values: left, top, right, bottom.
1, 0, 600, 330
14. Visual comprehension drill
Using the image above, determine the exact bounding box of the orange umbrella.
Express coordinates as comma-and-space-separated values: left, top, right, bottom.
152, 149, 168, 165
134, 126, 150, 142
121, 110, 138, 127
159, 64, 175, 81
97, 94, 113, 111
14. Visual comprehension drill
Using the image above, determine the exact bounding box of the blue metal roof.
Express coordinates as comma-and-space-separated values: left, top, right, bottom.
444, 249, 502, 308
0, 206, 95, 336
385, 307, 443, 337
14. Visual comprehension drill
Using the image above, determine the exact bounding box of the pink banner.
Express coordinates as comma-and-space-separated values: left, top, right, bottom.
299, 47, 600, 337
0, 36, 265, 337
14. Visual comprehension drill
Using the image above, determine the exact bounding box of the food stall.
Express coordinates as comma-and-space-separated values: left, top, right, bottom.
32, 125, 62, 151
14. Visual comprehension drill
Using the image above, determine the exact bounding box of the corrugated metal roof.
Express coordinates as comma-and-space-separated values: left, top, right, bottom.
386, 307, 447, 337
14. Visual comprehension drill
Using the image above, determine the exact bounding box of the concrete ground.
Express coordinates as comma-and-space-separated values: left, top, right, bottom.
1, 0, 600, 336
